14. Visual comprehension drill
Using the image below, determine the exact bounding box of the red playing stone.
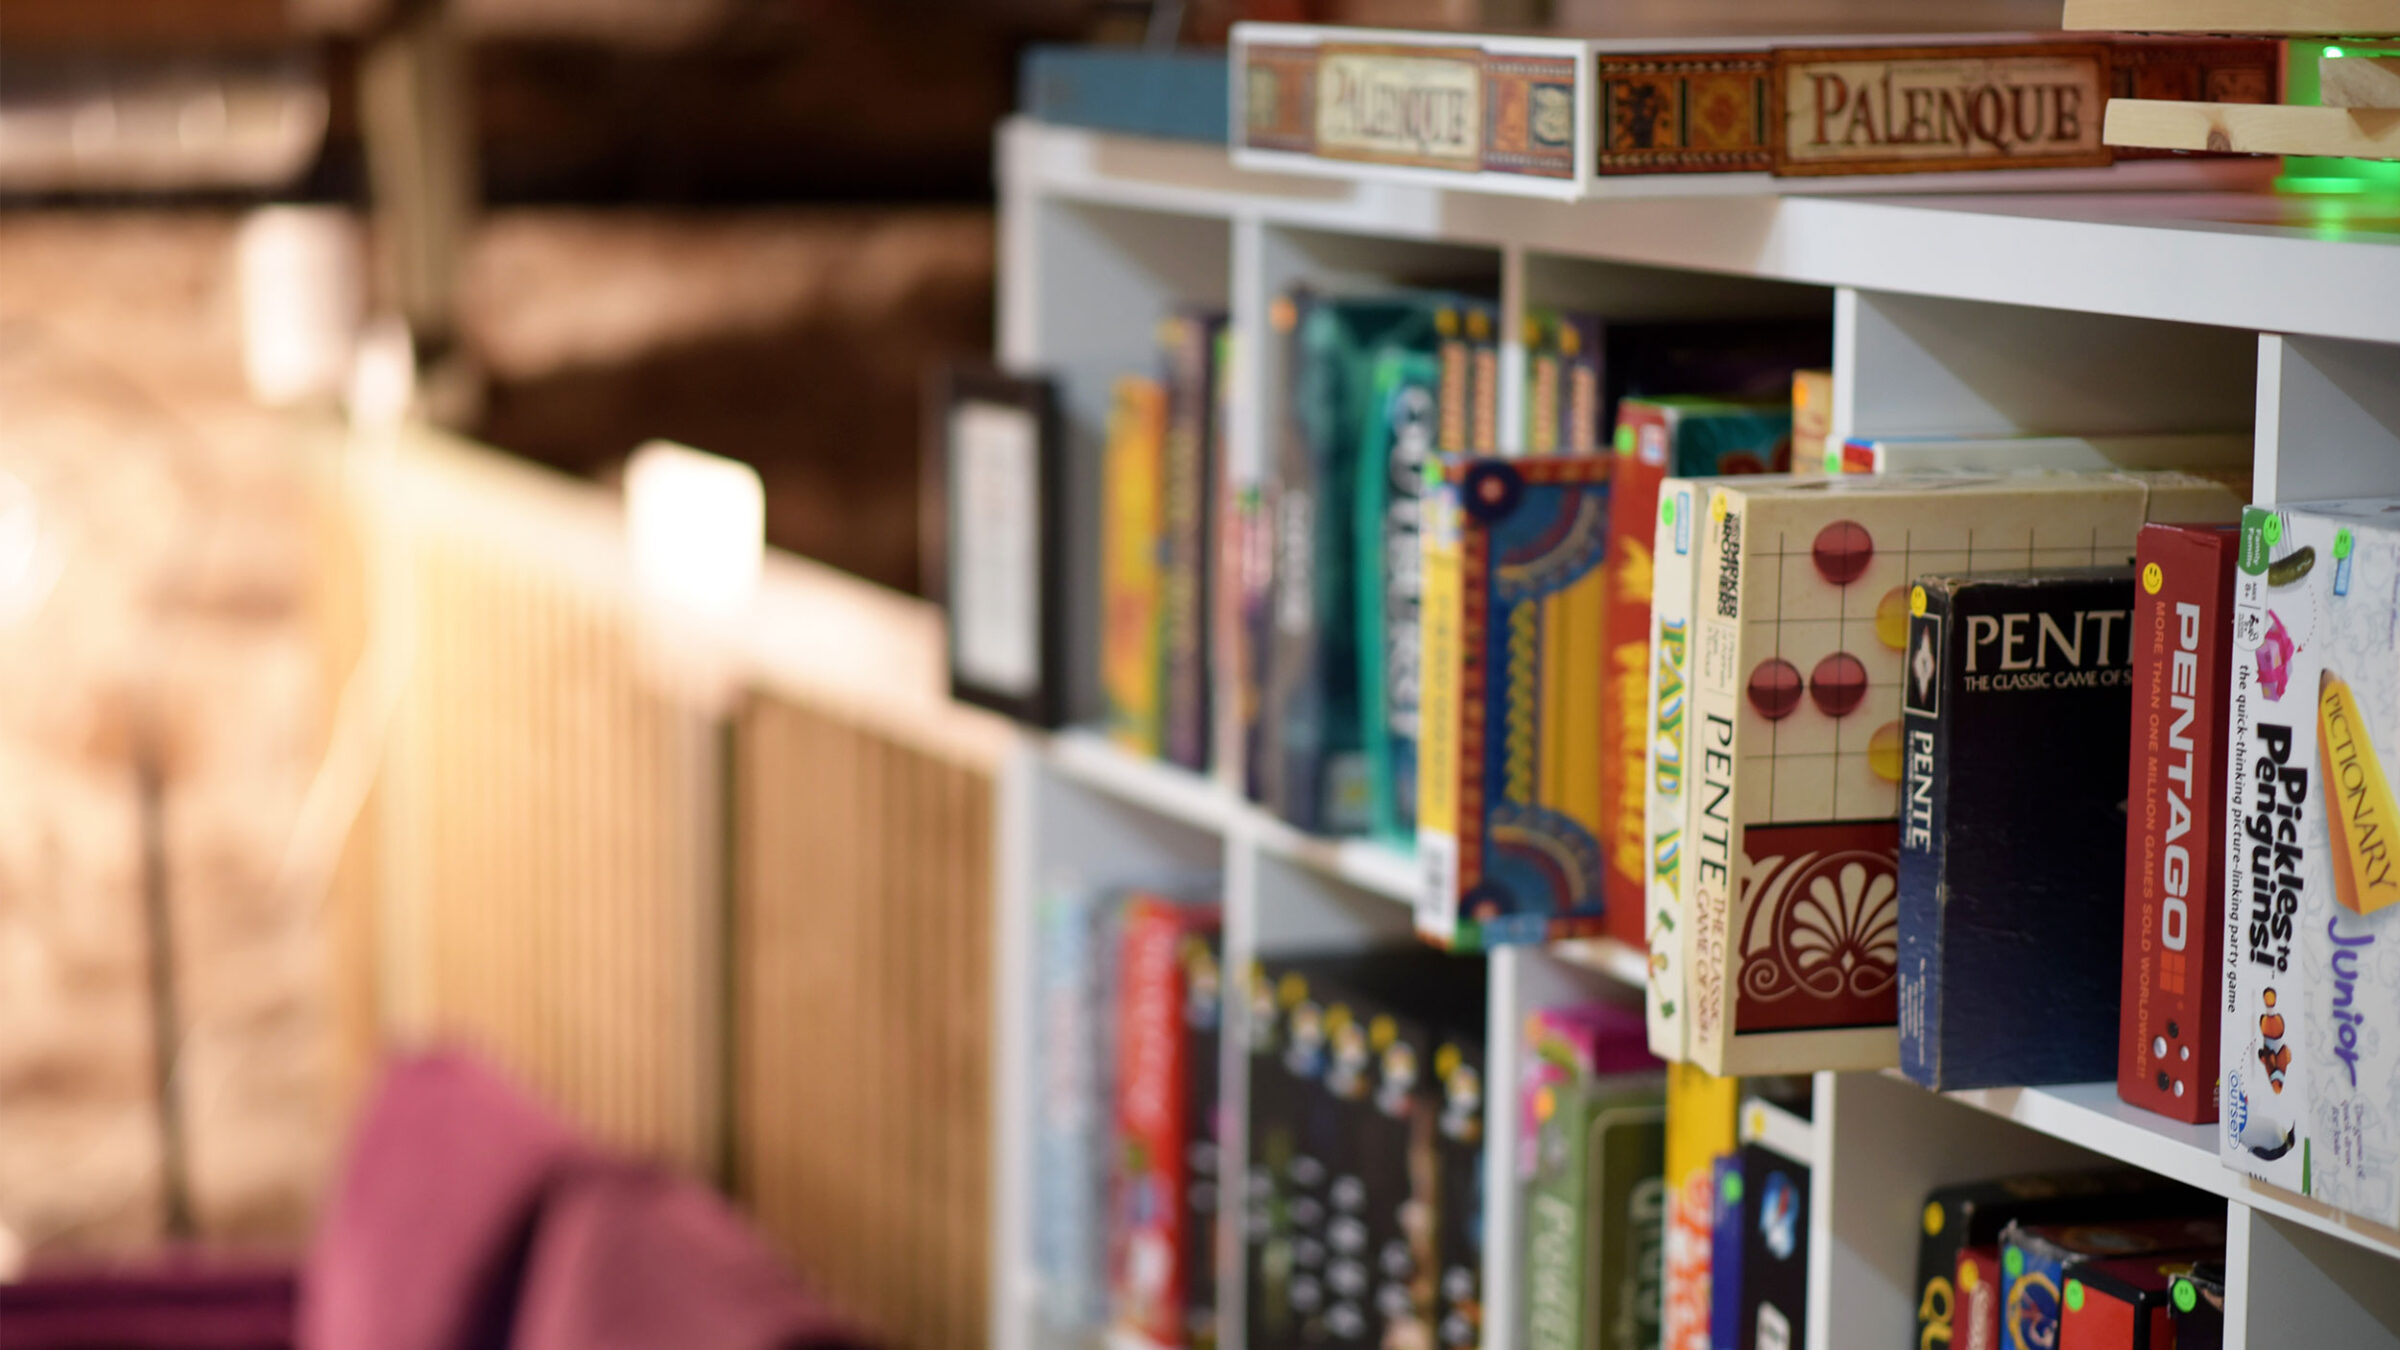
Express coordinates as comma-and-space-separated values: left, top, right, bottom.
1812, 519, 1874, 586
1747, 658, 1804, 721
1810, 652, 1868, 718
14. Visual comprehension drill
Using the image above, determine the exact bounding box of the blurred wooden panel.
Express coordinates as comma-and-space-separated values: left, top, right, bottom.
380, 437, 719, 1174
737, 693, 995, 1350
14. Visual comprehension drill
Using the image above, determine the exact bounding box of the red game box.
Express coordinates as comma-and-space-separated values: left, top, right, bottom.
2060, 1251, 2218, 1350
2118, 523, 2237, 1123
1113, 896, 1222, 1346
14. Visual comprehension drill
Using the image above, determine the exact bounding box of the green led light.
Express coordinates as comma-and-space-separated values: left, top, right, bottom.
2328, 45, 2347, 57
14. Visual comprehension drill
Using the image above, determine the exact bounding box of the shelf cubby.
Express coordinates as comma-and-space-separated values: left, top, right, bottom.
991, 115, 2400, 1350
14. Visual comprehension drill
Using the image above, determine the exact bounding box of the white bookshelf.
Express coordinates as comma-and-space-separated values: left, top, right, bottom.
989, 114, 2400, 1350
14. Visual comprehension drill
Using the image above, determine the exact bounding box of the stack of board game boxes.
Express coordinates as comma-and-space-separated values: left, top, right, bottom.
1102, 310, 1232, 775
1029, 878, 1225, 1350
1912, 1168, 2226, 1350
1511, 1006, 1815, 1350
1639, 469, 2245, 1077
1245, 952, 1488, 1350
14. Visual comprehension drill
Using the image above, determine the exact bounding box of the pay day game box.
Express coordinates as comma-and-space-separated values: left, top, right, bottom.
2224, 500, 2400, 1224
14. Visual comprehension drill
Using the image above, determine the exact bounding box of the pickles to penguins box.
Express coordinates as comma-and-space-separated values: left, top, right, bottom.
2224, 500, 2400, 1223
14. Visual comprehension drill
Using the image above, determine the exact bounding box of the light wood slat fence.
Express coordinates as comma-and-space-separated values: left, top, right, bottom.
330, 428, 1007, 1350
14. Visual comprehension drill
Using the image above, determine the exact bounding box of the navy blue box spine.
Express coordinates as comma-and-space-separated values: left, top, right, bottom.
1898, 580, 1955, 1090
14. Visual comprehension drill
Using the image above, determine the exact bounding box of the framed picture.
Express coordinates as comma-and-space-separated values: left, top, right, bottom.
932, 365, 1065, 727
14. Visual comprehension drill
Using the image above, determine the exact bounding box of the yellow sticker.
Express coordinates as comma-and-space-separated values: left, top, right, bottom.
2142, 562, 2164, 595
1924, 1201, 1945, 1237
1959, 1261, 1979, 1294
1711, 493, 1729, 524
1910, 585, 1928, 618
1748, 1106, 1767, 1138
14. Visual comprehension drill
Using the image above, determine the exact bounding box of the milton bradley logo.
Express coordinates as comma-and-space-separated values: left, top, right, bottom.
1713, 508, 1742, 620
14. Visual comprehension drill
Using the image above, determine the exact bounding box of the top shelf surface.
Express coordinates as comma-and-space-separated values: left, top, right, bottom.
1004, 118, 2400, 346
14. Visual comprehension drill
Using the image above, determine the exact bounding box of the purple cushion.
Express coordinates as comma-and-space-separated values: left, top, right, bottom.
511, 1166, 868, 1350
296, 1049, 597, 1350
0, 1260, 295, 1349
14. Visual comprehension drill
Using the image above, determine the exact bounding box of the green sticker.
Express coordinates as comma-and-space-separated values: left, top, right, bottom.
2003, 1247, 2024, 1280
2264, 514, 2284, 545
1614, 423, 1635, 455
2173, 1279, 2197, 1313
1825, 444, 1842, 473
2066, 1280, 2085, 1313
1662, 498, 1676, 527
2338, 527, 2355, 560
1722, 1172, 1744, 1205
2240, 507, 2274, 576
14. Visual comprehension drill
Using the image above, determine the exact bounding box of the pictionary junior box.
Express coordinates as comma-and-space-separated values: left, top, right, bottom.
1418, 453, 1614, 949
2120, 523, 2238, 1124
2223, 500, 2400, 1224
1686, 471, 2239, 1075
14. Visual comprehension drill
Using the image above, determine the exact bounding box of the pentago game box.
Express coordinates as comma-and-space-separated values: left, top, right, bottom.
1686, 471, 2239, 1075
2224, 500, 2400, 1224
1418, 453, 1614, 949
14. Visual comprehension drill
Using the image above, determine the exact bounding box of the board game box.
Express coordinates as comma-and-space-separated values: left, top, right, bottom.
1418, 453, 1614, 949
1661, 1064, 1740, 1350
2223, 500, 2400, 1226
1686, 471, 2239, 1075
1032, 882, 1128, 1334
1604, 400, 1793, 953
1642, 478, 1709, 1062
1736, 1141, 1810, 1350
1910, 1170, 2212, 1350
1159, 309, 1226, 773
1248, 955, 1489, 1350
1113, 897, 1224, 1348
2059, 1251, 2217, 1350
1360, 345, 1442, 847
1261, 290, 1446, 834
1790, 370, 1832, 476
1899, 566, 2139, 1091
1521, 1004, 1663, 1350
1708, 1155, 1742, 1350
1832, 431, 2250, 477
2120, 523, 2238, 1124
1999, 1217, 2225, 1350
1103, 375, 1169, 756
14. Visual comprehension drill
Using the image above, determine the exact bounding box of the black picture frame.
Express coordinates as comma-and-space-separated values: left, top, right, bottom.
930, 364, 1066, 728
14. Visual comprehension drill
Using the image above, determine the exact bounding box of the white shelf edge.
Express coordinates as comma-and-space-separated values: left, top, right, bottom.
1045, 728, 1237, 835
1547, 937, 1650, 991
1932, 1075, 2400, 1264
1246, 813, 1418, 906
1006, 118, 2400, 349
